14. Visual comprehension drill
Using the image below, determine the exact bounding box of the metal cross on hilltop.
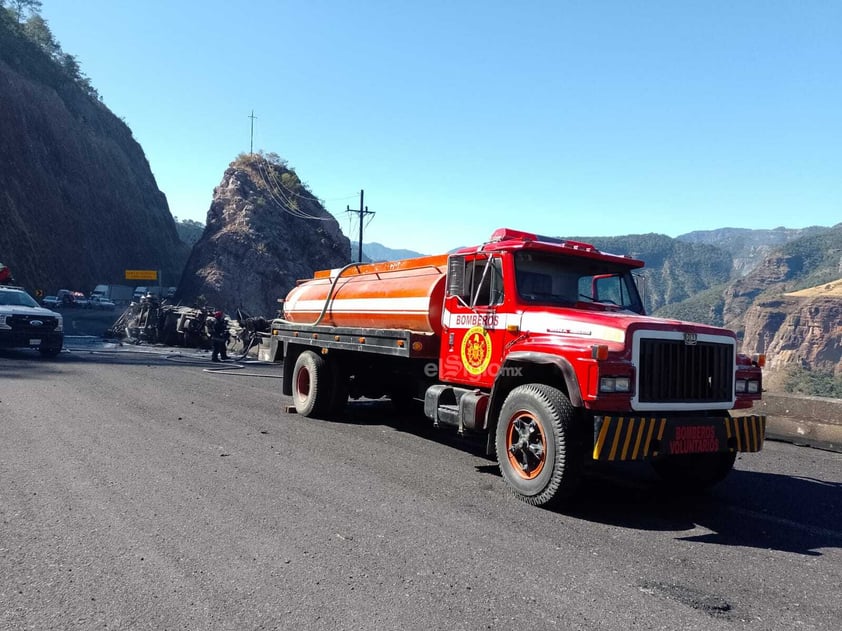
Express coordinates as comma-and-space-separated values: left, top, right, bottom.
248, 110, 257, 155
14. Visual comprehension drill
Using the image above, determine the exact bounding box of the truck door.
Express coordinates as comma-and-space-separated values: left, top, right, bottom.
440, 253, 507, 387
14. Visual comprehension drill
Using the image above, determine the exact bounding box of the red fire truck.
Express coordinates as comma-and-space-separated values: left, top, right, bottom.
268, 228, 765, 507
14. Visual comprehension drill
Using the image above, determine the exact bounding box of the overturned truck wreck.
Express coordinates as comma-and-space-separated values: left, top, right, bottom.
107, 296, 269, 354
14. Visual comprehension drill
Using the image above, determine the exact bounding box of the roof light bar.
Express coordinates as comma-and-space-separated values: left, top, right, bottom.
489, 228, 595, 251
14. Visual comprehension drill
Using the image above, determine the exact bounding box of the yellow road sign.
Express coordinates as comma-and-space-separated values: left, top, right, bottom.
125, 269, 158, 281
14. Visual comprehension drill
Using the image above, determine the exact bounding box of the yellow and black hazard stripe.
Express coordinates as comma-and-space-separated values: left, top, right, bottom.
724, 415, 766, 453
593, 417, 666, 461
592, 415, 766, 461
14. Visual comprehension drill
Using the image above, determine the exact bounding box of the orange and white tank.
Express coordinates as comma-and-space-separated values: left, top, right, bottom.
282, 255, 448, 334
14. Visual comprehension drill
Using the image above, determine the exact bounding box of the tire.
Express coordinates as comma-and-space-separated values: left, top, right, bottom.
39, 345, 62, 358
291, 350, 332, 417
651, 452, 736, 491
495, 384, 581, 508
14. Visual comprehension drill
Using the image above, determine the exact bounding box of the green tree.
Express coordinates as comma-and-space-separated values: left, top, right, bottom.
6, 0, 42, 22
174, 218, 205, 246
783, 366, 842, 399
22, 13, 58, 56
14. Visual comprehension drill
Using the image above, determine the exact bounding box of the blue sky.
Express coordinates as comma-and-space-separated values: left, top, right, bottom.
43, 1, 840, 254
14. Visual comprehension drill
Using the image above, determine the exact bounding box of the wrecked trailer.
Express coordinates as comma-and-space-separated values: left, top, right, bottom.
107, 296, 269, 354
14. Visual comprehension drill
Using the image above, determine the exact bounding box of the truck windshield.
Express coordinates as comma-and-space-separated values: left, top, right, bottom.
514, 251, 645, 314
0, 289, 40, 308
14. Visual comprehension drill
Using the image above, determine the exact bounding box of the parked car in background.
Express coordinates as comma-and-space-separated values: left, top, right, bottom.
57, 289, 91, 308
91, 284, 135, 305
42, 295, 60, 308
71, 291, 90, 308
89, 296, 116, 310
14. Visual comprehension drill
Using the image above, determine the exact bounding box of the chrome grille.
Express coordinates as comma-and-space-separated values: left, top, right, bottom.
7, 315, 59, 332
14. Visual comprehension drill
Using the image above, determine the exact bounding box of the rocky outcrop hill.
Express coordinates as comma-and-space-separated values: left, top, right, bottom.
0, 12, 188, 293
176, 154, 350, 317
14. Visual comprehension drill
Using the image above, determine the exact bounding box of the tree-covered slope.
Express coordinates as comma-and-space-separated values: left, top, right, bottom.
0, 6, 188, 293
572, 233, 734, 313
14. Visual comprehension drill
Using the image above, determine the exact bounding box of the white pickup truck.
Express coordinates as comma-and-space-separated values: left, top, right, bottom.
0, 286, 64, 357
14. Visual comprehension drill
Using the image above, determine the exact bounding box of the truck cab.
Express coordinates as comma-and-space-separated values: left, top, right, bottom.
439, 230, 646, 390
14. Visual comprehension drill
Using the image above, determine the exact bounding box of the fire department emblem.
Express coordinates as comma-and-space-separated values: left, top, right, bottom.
461, 326, 492, 375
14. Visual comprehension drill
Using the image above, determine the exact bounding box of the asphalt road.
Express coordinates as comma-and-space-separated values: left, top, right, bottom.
1, 344, 840, 630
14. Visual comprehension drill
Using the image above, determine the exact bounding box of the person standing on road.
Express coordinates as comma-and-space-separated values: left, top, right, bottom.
209, 310, 229, 362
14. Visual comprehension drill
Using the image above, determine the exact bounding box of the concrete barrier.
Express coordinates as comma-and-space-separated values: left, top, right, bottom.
749, 392, 842, 453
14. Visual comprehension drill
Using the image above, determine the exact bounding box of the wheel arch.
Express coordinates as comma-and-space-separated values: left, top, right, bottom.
282, 342, 305, 396
485, 351, 584, 455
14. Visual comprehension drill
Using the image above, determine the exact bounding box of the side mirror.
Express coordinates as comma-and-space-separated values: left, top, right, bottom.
447, 255, 466, 297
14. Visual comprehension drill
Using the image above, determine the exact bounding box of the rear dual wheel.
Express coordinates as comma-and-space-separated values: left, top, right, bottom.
495, 384, 581, 508
291, 350, 347, 418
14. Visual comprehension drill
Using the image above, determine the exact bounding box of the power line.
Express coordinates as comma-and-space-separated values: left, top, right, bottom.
256, 160, 333, 222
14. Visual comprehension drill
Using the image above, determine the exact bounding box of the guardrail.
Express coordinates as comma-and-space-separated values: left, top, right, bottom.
752, 392, 842, 452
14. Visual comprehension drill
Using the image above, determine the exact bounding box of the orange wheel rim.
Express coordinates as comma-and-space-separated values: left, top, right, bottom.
505, 411, 546, 480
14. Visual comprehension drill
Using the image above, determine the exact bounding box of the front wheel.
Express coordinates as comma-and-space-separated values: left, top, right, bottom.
291, 351, 332, 417
39, 344, 62, 358
495, 384, 581, 508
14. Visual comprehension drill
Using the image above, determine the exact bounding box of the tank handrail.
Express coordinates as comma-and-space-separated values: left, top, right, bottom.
322, 262, 446, 282
280, 262, 447, 327
278, 262, 364, 327
365, 263, 446, 281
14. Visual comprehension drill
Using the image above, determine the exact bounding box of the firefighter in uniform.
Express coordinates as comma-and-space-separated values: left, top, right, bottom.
208, 310, 229, 362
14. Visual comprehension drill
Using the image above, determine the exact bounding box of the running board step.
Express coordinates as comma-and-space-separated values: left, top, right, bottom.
424, 385, 489, 431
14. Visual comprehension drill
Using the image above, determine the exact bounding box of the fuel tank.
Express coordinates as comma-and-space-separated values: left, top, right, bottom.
283, 255, 448, 334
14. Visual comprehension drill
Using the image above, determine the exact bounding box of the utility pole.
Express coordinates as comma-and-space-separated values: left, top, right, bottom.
346, 189, 375, 262
248, 110, 257, 154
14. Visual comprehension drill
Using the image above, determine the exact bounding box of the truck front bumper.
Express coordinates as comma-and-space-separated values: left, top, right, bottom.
0, 331, 64, 351
592, 414, 765, 462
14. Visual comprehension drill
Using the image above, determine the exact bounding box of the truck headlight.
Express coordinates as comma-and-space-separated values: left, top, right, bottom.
736, 379, 760, 394
599, 376, 631, 393
0, 315, 9, 330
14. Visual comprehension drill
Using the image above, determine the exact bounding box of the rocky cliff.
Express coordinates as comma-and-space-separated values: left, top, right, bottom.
743, 293, 842, 393
0, 13, 188, 293
723, 225, 842, 334
176, 154, 350, 317
734, 233, 842, 386
743, 295, 841, 369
